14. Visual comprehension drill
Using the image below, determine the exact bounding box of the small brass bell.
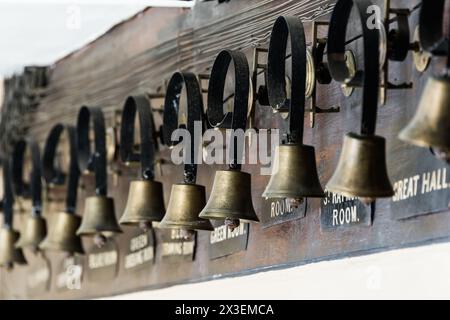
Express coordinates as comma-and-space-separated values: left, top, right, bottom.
326, 133, 394, 204
263, 144, 324, 201
159, 183, 213, 232
0, 228, 27, 268
39, 211, 84, 255
15, 214, 47, 250
199, 170, 259, 229
399, 75, 450, 163
76, 196, 122, 238
119, 180, 165, 229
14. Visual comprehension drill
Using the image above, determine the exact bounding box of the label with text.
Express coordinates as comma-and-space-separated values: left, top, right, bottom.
260, 197, 307, 228
85, 238, 119, 282
320, 191, 372, 230
158, 228, 196, 262
391, 166, 450, 219
122, 229, 155, 271
209, 222, 249, 259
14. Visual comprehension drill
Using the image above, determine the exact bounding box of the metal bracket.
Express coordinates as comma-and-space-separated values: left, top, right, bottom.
308, 21, 340, 128
249, 47, 269, 131
380, 0, 415, 105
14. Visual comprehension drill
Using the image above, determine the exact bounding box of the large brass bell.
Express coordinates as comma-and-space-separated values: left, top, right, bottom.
263, 144, 324, 201
15, 214, 47, 250
399, 75, 450, 163
159, 183, 213, 234
76, 196, 122, 241
199, 170, 259, 229
39, 211, 84, 255
0, 228, 27, 268
326, 133, 394, 204
119, 180, 165, 229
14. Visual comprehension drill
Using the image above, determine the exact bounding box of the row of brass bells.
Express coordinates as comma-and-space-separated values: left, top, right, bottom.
39, 211, 84, 254
326, 133, 394, 204
15, 214, 47, 251
0, 227, 27, 268
159, 183, 213, 234
76, 196, 122, 243
199, 170, 259, 229
120, 180, 165, 230
399, 75, 450, 163
263, 144, 324, 201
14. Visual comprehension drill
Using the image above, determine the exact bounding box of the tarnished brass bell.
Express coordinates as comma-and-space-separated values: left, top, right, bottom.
0, 228, 27, 268
399, 75, 450, 163
15, 215, 47, 250
119, 180, 165, 229
159, 183, 213, 233
39, 211, 84, 255
326, 133, 394, 204
76, 196, 122, 239
199, 170, 259, 229
263, 144, 324, 201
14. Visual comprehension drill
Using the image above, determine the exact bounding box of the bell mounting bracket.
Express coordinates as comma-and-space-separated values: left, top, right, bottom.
308, 20, 341, 128
43, 124, 80, 215
77, 106, 109, 197
120, 95, 159, 181
379, 0, 423, 104
163, 72, 204, 184
12, 139, 43, 216
207, 50, 250, 171
328, 0, 380, 136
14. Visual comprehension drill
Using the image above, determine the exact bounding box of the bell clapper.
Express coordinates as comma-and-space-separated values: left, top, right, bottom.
431, 148, 450, 164
289, 198, 304, 209
94, 233, 107, 248
139, 221, 152, 233
180, 229, 195, 241
225, 218, 240, 231
360, 197, 375, 206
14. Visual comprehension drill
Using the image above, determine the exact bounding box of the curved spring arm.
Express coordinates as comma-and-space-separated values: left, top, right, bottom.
11, 139, 43, 216
163, 72, 204, 184
267, 15, 307, 144
1, 159, 14, 228
207, 50, 250, 170
419, 0, 448, 57
42, 124, 80, 214
327, 0, 380, 136
120, 95, 157, 181
76, 106, 108, 196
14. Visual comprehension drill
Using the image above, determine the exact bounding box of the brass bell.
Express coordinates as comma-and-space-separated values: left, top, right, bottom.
326, 133, 394, 204
159, 183, 213, 232
76, 196, 122, 238
399, 75, 450, 163
15, 214, 47, 250
263, 144, 324, 201
0, 227, 27, 268
39, 211, 84, 255
119, 180, 165, 229
199, 170, 259, 229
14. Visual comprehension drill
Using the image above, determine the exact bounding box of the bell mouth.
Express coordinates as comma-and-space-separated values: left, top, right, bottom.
158, 219, 214, 232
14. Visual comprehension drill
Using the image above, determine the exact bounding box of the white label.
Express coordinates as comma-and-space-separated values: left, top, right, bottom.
161, 241, 195, 256
210, 223, 246, 244
88, 251, 118, 269
393, 168, 450, 202
124, 246, 154, 269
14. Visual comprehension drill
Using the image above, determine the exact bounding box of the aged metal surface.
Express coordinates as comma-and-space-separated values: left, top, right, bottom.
1, 0, 450, 299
